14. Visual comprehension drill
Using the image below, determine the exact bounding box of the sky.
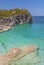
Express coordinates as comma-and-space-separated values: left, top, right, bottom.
0, 0, 44, 16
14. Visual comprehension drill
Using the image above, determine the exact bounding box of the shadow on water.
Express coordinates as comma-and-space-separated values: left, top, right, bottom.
0, 40, 7, 52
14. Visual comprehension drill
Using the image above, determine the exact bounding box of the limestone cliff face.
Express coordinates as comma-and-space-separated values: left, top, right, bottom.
0, 9, 32, 32
12, 14, 32, 25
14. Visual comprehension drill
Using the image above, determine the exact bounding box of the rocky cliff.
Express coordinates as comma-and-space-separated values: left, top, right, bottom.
0, 9, 32, 32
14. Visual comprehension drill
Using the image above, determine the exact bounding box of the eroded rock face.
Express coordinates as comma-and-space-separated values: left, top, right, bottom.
0, 13, 32, 32
12, 14, 32, 25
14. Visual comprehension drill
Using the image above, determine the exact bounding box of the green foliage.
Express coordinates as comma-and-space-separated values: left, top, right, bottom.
0, 8, 30, 19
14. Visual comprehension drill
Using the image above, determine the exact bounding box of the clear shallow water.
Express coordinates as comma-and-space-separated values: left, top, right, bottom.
0, 16, 44, 65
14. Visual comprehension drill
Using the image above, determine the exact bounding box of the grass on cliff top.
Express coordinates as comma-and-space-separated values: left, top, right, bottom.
0, 8, 31, 19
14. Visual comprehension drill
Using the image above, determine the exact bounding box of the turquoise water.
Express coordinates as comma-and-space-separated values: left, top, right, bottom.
0, 16, 44, 64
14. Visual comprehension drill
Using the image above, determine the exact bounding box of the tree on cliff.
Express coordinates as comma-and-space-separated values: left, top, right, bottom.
0, 8, 31, 19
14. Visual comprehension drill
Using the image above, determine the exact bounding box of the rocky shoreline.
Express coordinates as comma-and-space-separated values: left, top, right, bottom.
0, 9, 32, 32
0, 45, 40, 65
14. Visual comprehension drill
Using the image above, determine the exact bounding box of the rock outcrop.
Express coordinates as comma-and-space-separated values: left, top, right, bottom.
0, 46, 40, 65
0, 9, 32, 32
